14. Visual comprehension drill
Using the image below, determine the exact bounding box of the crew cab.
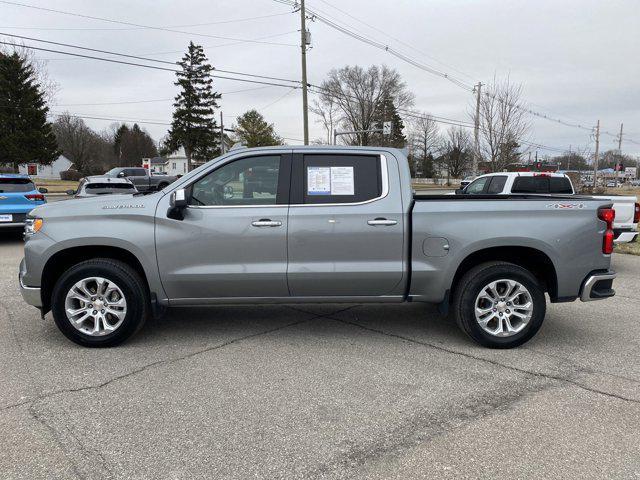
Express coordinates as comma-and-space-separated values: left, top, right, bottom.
20, 147, 617, 349
105, 167, 176, 193
458, 172, 639, 244
0, 174, 47, 229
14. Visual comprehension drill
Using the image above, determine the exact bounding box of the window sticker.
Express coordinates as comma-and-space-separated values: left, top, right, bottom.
330, 166, 354, 195
307, 166, 331, 195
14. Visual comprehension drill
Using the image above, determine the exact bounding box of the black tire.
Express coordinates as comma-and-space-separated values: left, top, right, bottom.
51, 258, 148, 347
157, 182, 169, 190
452, 261, 546, 349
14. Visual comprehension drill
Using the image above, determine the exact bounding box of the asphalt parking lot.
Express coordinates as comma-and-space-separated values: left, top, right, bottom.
1, 231, 639, 480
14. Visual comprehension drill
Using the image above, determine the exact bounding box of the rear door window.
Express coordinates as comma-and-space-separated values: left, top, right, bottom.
512, 176, 549, 193
0, 178, 36, 192
486, 175, 507, 194
293, 154, 382, 204
549, 177, 573, 194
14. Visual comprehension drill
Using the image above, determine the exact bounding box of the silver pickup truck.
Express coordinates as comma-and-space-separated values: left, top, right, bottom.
19, 146, 617, 349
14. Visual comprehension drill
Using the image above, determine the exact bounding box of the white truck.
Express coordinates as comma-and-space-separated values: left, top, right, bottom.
457, 172, 639, 244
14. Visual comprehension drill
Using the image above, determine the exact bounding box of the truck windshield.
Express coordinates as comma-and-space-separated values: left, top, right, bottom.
0, 178, 36, 192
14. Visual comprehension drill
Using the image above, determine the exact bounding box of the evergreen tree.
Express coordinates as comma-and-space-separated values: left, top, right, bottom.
113, 123, 157, 166
164, 42, 221, 171
0, 51, 58, 171
371, 93, 406, 148
233, 110, 284, 147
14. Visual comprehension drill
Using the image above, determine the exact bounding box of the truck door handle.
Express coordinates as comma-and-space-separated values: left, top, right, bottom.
251, 219, 282, 227
367, 218, 397, 226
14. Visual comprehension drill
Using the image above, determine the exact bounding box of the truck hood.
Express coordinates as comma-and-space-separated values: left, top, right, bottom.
29, 192, 163, 219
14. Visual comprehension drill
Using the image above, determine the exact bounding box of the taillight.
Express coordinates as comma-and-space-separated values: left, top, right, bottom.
25, 194, 45, 202
598, 207, 615, 254
634, 202, 639, 224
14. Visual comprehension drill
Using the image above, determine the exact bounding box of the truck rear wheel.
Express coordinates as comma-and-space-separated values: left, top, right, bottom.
452, 261, 546, 348
50, 259, 148, 347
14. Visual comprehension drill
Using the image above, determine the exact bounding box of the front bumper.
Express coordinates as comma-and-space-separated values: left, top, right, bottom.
19, 259, 42, 307
580, 271, 616, 302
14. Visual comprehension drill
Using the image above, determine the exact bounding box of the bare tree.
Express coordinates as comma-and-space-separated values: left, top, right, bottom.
310, 97, 339, 144
477, 76, 530, 172
316, 65, 413, 146
407, 113, 439, 177
52, 113, 102, 174
441, 126, 473, 179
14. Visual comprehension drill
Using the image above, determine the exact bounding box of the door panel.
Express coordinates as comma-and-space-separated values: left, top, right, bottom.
156, 153, 291, 300
156, 207, 289, 298
287, 153, 405, 297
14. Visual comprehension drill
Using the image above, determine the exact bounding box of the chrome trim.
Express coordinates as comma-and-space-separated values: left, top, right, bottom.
0, 222, 26, 228
187, 153, 390, 209
580, 272, 616, 302
290, 154, 390, 208
19, 274, 42, 307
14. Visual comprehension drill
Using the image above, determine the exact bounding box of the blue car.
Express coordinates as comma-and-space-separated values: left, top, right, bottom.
0, 174, 47, 229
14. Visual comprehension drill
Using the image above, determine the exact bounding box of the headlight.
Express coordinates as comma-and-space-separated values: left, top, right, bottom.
24, 217, 43, 237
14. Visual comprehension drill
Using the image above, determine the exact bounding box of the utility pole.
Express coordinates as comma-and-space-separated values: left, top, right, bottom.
567, 145, 571, 170
472, 82, 482, 177
220, 111, 225, 154
618, 122, 624, 153
593, 120, 600, 187
300, 0, 309, 145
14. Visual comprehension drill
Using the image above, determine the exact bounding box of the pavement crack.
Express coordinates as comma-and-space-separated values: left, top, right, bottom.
27, 403, 88, 480
333, 317, 640, 405
1, 318, 309, 412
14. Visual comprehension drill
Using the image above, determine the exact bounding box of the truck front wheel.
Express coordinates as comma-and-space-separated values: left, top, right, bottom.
50, 259, 148, 347
452, 261, 546, 348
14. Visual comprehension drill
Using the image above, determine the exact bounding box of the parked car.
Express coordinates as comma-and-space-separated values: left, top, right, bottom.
460, 176, 475, 188
456, 172, 639, 244
20, 147, 617, 349
630, 179, 640, 187
0, 174, 47, 229
606, 181, 618, 188
67, 176, 138, 198
104, 167, 176, 192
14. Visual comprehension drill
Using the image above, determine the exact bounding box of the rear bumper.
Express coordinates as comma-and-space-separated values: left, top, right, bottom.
0, 212, 27, 228
580, 271, 616, 302
613, 230, 638, 244
19, 259, 42, 307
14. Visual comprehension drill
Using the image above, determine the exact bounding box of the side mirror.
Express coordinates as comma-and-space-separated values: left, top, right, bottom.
66, 189, 76, 196
170, 188, 188, 208
168, 188, 187, 220
117, 171, 126, 178
38, 187, 48, 194
454, 188, 464, 195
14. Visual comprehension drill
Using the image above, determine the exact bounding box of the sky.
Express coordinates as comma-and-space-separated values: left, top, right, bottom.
1, 0, 639, 158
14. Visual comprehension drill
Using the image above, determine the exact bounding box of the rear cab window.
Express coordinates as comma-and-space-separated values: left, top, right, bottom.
291, 154, 383, 204
512, 176, 550, 193
486, 176, 507, 194
0, 178, 36, 192
549, 177, 573, 194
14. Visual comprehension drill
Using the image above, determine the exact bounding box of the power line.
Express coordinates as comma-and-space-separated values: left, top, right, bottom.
51, 86, 278, 107
1, 32, 301, 84
0, 41, 302, 89
312, 0, 477, 83
278, 0, 639, 144
0, 12, 292, 31
0, 0, 297, 47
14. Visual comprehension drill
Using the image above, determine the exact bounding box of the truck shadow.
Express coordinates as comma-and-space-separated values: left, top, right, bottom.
132, 303, 472, 349
0, 230, 24, 245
